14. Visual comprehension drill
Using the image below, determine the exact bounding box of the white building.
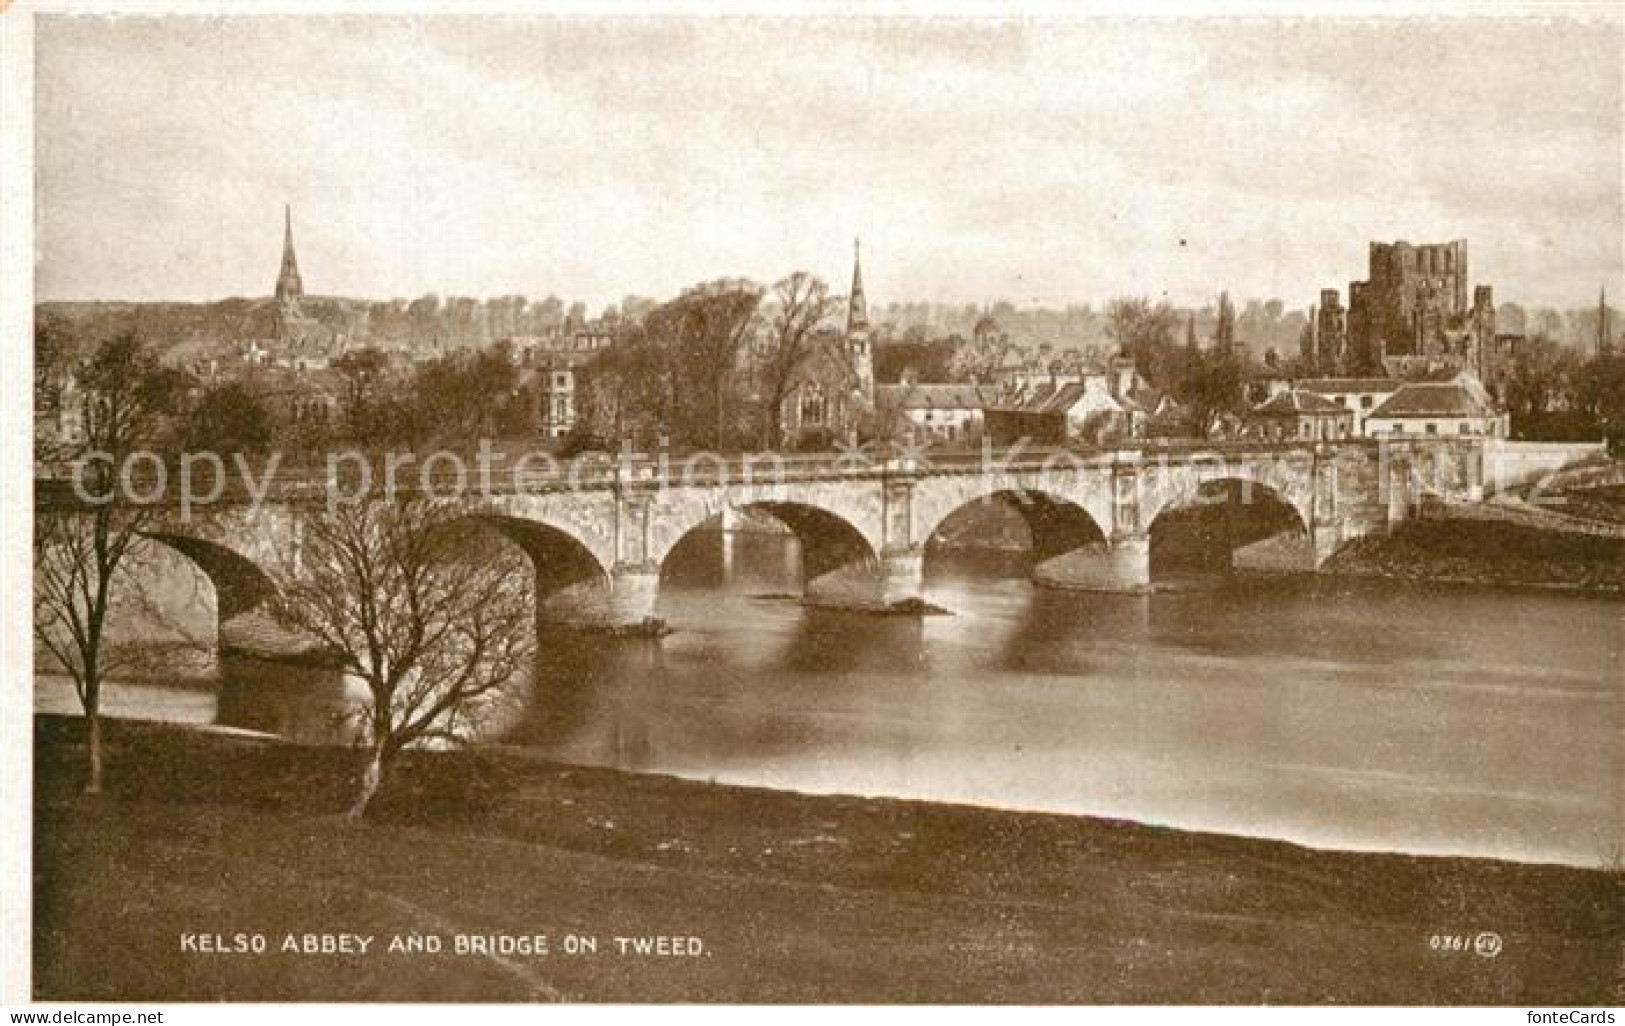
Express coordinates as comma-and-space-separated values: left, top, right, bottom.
1364, 377, 1508, 438
874, 382, 999, 444
1295, 377, 1402, 437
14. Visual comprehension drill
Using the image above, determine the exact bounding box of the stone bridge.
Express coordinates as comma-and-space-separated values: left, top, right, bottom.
38, 438, 1575, 664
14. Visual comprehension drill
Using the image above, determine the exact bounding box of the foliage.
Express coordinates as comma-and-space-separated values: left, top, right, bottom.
875, 334, 956, 385
331, 347, 410, 446
1173, 346, 1247, 440
185, 380, 274, 454
1571, 354, 1625, 444
1214, 292, 1236, 351
1105, 297, 1181, 385
572, 281, 765, 452
410, 340, 527, 443
1503, 336, 1582, 420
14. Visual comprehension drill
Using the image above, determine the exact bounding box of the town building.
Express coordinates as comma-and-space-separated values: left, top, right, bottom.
1247, 388, 1356, 441
874, 381, 999, 444
34, 369, 85, 453
502, 328, 616, 441
983, 353, 1173, 446
1294, 377, 1402, 436
1364, 372, 1508, 438
779, 239, 878, 447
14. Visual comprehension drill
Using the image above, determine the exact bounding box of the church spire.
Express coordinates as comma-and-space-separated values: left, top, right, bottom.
275, 203, 304, 303
847, 236, 868, 335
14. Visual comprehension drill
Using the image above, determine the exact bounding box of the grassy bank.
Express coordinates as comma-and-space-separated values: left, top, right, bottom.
1323, 519, 1625, 593
32, 716, 1622, 1004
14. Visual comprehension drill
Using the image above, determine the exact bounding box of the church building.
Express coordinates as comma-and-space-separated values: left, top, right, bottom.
778, 239, 877, 448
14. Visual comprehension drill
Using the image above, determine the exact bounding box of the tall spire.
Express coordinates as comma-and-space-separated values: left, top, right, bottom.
847, 236, 868, 335
275, 203, 304, 303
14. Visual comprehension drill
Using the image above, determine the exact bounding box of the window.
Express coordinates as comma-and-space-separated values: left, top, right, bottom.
1459, 423, 1470, 435
799, 385, 826, 426
1426, 422, 1438, 435
1361, 395, 1373, 409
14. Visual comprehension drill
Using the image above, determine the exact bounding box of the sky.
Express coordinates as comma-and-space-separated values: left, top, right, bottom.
31, 11, 1625, 312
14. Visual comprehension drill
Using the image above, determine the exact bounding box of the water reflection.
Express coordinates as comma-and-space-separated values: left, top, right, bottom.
215, 652, 364, 744
45, 526, 1622, 867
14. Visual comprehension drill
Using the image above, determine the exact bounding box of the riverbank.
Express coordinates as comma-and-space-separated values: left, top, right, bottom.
1322, 519, 1625, 594
31, 715, 1621, 1003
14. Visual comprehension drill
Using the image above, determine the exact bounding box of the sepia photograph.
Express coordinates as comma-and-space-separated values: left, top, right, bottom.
3, 0, 1622, 1011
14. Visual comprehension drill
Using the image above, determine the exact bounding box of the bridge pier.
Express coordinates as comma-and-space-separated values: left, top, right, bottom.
538, 563, 664, 633
804, 551, 930, 612
1030, 532, 1152, 593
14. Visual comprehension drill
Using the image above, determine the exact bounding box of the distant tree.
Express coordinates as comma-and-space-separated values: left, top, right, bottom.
33, 333, 187, 794
185, 380, 274, 454
332, 347, 393, 444
754, 272, 842, 448
619, 295, 659, 324
1214, 292, 1236, 351
876, 331, 957, 385
1504, 337, 1580, 422
1174, 346, 1247, 440
1297, 319, 1317, 372
573, 321, 673, 451
266, 501, 535, 819
1573, 354, 1625, 448
411, 340, 521, 443
1106, 297, 1180, 387
1531, 307, 1567, 344
647, 282, 764, 450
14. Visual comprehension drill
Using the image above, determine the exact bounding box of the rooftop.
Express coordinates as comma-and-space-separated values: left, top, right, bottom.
1296, 377, 1402, 394
1252, 389, 1350, 416
875, 382, 998, 411
1369, 382, 1495, 419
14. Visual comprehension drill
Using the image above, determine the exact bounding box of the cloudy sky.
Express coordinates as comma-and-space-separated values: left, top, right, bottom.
32, 11, 1624, 311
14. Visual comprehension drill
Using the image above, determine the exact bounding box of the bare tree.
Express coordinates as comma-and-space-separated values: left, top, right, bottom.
266, 500, 535, 819
33, 332, 186, 793
755, 272, 841, 448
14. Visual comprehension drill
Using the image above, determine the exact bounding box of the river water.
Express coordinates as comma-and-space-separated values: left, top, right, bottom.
37, 530, 1623, 868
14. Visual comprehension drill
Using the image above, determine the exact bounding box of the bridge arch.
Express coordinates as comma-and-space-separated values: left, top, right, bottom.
472, 514, 610, 599
61, 529, 289, 674
1144, 477, 1310, 578
142, 531, 279, 622
918, 488, 1108, 572
1139, 459, 1317, 535
658, 500, 879, 588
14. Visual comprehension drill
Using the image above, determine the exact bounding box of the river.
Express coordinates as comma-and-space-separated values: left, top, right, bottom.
36, 529, 1623, 869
